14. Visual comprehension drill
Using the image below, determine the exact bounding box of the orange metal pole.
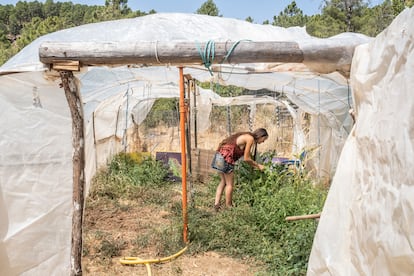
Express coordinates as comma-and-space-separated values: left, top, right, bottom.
178, 66, 188, 243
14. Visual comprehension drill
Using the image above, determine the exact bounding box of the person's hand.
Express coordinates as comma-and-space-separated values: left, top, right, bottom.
258, 164, 265, 171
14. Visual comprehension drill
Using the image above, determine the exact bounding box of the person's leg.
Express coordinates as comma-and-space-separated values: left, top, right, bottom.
214, 172, 226, 207
224, 172, 234, 207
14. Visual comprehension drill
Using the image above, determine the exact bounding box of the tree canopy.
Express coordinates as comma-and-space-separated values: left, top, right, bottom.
196, 0, 220, 16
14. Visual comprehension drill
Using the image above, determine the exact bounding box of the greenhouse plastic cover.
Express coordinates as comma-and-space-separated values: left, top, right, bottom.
307, 7, 414, 275
0, 10, 411, 275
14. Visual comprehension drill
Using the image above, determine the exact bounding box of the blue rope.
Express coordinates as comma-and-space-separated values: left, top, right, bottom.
197, 39, 252, 75
221, 40, 246, 63
196, 40, 215, 75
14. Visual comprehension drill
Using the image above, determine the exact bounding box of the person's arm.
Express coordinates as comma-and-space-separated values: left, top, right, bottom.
241, 134, 264, 170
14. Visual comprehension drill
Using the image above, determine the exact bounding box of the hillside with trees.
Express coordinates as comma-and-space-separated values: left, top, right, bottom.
0, 0, 412, 65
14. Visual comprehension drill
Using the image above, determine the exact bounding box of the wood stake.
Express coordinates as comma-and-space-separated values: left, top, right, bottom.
285, 213, 321, 221
60, 71, 85, 276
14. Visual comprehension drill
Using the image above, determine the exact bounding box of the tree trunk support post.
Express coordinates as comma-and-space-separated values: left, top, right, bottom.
178, 67, 189, 243
59, 70, 85, 276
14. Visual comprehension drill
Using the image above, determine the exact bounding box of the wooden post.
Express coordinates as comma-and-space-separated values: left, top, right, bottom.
178, 67, 188, 243
59, 71, 85, 276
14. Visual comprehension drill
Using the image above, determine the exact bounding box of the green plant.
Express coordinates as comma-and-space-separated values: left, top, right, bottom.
142, 98, 179, 129
89, 152, 170, 201
187, 152, 327, 275
99, 237, 126, 259
83, 230, 127, 265
86, 150, 327, 274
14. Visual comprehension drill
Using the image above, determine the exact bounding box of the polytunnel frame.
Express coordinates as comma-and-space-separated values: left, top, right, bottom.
58, 66, 192, 275
41, 39, 362, 276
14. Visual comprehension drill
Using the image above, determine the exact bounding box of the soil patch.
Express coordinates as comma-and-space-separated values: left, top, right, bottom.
82, 197, 261, 276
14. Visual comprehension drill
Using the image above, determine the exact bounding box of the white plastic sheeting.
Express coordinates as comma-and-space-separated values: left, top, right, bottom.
0, 12, 372, 275
200, 68, 354, 179
308, 7, 414, 275
0, 72, 72, 275
75, 65, 353, 182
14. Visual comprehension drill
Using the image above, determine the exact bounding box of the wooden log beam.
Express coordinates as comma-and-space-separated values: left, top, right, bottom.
39, 40, 363, 74
39, 41, 304, 66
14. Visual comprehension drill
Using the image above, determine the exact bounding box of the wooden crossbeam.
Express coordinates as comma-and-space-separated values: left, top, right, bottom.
39, 41, 304, 65
39, 40, 363, 75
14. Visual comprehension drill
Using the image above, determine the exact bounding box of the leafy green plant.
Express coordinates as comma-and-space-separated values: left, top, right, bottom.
86, 150, 327, 274
197, 81, 245, 97
187, 152, 327, 275
90, 152, 169, 200
99, 237, 126, 259
82, 228, 127, 265
142, 98, 179, 129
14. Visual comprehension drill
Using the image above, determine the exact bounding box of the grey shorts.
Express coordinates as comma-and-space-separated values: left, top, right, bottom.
211, 152, 234, 173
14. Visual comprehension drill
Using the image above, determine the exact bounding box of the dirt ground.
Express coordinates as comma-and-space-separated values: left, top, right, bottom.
84, 251, 259, 276
82, 198, 261, 276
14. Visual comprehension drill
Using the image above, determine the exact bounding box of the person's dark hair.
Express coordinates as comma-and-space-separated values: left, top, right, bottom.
217, 128, 268, 150
251, 128, 268, 140
251, 128, 268, 160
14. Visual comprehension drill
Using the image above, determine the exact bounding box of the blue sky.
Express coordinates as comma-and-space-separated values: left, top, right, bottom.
1, 0, 385, 24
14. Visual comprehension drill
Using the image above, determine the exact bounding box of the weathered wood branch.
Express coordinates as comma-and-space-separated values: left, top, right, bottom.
285, 213, 321, 221
40, 40, 363, 74
39, 41, 304, 65
60, 70, 85, 276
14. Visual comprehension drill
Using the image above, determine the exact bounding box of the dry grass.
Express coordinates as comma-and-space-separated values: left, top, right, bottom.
82, 184, 260, 276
